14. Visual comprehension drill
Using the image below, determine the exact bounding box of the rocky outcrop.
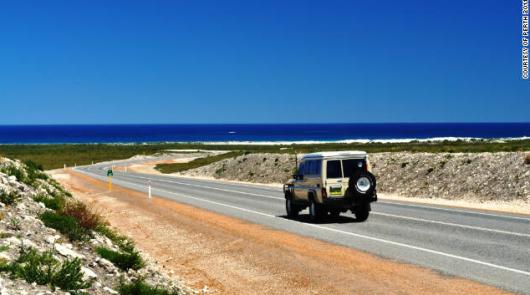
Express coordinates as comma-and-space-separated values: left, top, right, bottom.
180, 152, 530, 202
0, 157, 195, 294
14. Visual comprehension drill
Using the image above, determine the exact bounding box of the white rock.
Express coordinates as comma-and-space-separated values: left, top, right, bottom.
21, 239, 37, 249
44, 235, 60, 244
103, 287, 119, 294
54, 243, 85, 259
97, 258, 115, 271
0, 277, 8, 295
81, 266, 98, 280
7, 176, 16, 182
4, 237, 20, 246
0, 252, 12, 262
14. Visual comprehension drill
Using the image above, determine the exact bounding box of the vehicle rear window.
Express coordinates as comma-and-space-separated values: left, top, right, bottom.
326, 160, 342, 178
342, 159, 366, 177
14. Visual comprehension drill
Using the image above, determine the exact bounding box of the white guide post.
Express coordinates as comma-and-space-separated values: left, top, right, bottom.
148, 180, 152, 199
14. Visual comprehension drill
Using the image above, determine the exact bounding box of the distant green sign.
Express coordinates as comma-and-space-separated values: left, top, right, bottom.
107, 169, 113, 177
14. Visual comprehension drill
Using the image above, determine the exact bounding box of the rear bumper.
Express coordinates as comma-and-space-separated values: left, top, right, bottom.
323, 191, 377, 208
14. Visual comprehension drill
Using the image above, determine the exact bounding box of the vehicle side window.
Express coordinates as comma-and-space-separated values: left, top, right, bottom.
298, 162, 305, 175
314, 160, 322, 176
305, 160, 313, 176
326, 160, 342, 179
307, 160, 314, 176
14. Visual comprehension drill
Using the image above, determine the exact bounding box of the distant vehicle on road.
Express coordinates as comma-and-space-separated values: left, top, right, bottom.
283, 151, 377, 222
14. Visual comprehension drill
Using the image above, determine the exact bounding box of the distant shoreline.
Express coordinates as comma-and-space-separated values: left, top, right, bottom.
0, 136, 530, 145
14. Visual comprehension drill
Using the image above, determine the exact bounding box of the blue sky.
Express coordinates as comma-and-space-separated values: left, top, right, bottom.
0, 0, 527, 124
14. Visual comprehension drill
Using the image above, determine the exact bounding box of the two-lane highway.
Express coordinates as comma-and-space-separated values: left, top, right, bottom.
76, 162, 530, 294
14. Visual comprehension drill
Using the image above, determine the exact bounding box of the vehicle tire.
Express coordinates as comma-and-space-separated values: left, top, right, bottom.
285, 198, 299, 218
348, 171, 377, 197
329, 209, 341, 220
355, 205, 370, 222
309, 198, 323, 222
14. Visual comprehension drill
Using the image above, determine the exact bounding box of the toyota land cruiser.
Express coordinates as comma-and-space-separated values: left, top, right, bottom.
283, 151, 377, 222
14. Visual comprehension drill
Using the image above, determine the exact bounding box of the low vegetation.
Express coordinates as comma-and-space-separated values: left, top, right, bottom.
34, 193, 65, 210
118, 278, 182, 295
155, 151, 245, 173
0, 160, 49, 187
0, 247, 91, 293
1, 139, 529, 170
39, 211, 91, 242
61, 201, 103, 231
0, 191, 20, 205
95, 247, 144, 271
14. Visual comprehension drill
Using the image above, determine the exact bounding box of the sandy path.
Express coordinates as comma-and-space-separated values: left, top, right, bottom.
52, 170, 512, 295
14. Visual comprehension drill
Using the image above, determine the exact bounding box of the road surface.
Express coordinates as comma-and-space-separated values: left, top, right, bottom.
75, 161, 530, 294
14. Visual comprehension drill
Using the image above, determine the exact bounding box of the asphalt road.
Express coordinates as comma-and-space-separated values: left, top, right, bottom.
75, 161, 530, 294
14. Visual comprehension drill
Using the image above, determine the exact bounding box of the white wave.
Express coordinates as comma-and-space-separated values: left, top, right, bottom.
196, 136, 530, 145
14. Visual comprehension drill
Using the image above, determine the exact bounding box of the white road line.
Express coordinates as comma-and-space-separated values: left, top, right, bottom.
144, 186, 530, 277
372, 212, 530, 238
379, 201, 530, 222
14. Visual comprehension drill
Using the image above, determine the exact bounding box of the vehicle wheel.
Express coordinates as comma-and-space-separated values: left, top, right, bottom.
286, 198, 299, 218
355, 205, 370, 222
309, 199, 323, 222
329, 209, 341, 220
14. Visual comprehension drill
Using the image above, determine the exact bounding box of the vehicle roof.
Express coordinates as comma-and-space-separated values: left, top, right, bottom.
302, 151, 367, 160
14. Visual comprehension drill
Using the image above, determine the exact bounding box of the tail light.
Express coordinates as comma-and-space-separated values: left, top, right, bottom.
321, 187, 327, 199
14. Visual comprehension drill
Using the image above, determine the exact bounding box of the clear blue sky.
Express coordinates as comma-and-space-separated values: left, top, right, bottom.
0, 0, 527, 124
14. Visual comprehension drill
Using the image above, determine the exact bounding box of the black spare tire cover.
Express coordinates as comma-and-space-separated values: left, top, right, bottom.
348, 171, 376, 196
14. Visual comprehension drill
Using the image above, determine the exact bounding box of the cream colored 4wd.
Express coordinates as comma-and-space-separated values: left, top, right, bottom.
283, 151, 377, 222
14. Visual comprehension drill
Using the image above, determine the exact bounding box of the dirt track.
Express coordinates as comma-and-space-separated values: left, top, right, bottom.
52, 170, 511, 295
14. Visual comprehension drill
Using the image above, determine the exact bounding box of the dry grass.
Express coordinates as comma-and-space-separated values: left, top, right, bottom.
60, 201, 103, 231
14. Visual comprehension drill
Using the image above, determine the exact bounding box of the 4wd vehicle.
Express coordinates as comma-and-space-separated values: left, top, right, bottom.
283, 151, 377, 222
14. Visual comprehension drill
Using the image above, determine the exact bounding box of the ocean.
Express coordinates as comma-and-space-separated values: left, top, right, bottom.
0, 123, 529, 144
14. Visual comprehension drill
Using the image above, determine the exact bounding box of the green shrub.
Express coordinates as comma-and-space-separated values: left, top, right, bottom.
52, 258, 91, 291
23, 160, 48, 183
0, 191, 20, 205
96, 247, 144, 271
34, 194, 65, 210
12, 248, 57, 285
39, 211, 90, 241
0, 247, 91, 292
118, 278, 181, 295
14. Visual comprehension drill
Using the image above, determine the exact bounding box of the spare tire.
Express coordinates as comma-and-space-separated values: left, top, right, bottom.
348, 171, 376, 197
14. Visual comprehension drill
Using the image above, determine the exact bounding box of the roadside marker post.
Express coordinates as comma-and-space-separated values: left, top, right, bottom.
107, 169, 114, 191
148, 180, 152, 199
